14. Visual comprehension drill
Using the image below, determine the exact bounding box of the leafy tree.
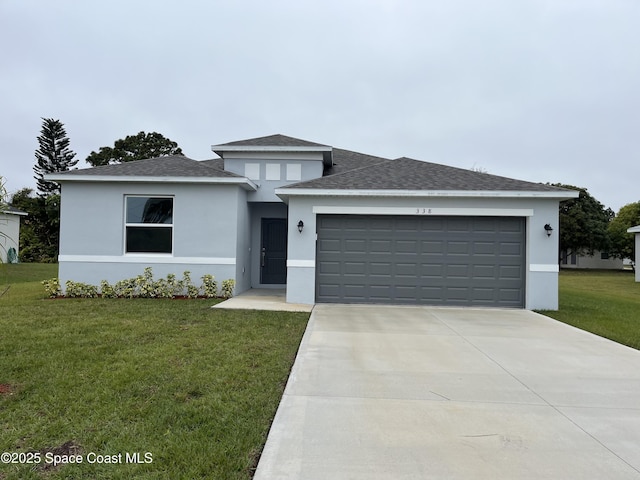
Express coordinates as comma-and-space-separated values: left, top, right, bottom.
10, 188, 59, 262
552, 184, 613, 261
608, 201, 640, 261
33, 118, 77, 196
86, 131, 183, 166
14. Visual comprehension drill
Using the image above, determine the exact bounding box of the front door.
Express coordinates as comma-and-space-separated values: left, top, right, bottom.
261, 218, 287, 284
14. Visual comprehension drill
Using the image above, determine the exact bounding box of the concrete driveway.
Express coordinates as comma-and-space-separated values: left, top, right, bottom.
254, 305, 640, 479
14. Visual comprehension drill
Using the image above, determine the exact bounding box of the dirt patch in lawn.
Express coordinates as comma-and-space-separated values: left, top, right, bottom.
0, 383, 14, 396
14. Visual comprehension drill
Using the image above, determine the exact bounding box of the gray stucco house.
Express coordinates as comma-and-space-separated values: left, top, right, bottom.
0, 206, 27, 263
47, 134, 577, 309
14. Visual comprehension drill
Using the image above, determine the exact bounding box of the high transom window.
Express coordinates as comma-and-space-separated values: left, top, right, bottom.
125, 196, 173, 254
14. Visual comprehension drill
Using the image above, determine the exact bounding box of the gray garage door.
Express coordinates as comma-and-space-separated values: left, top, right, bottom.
316, 215, 525, 307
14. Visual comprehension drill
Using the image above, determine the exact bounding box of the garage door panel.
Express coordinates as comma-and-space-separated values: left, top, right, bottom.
371, 240, 392, 252
318, 238, 341, 253
473, 264, 496, 279
499, 265, 522, 279
422, 240, 445, 254
395, 263, 418, 277
473, 241, 496, 255
446, 264, 470, 278
344, 239, 366, 253
447, 241, 470, 255
316, 215, 524, 307
421, 263, 444, 278
500, 242, 522, 256
344, 262, 366, 275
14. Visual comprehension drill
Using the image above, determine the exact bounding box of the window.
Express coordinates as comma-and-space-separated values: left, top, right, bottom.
125, 196, 173, 254
601, 252, 610, 260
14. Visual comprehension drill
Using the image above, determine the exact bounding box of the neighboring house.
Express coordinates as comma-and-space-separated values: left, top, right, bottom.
628, 225, 640, 282
46, 134, 578, 310
0, 206, 27, 263
560, 250, 625, 270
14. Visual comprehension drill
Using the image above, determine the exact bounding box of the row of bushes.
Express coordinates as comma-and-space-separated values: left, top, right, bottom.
43, 267, 235, 299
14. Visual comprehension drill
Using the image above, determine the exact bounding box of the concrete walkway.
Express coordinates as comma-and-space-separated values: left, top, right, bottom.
211, 289, 313, 312
254, 305, 640, 479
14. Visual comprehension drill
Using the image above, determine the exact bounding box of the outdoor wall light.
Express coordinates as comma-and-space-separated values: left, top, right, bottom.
544, 224, 553, 237
297, 220, 304, 233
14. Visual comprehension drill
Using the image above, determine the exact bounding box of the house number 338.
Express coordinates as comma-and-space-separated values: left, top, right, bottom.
416, 208, 432, 214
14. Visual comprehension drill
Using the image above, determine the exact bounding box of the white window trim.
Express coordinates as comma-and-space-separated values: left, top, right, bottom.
124, 195, 174, 255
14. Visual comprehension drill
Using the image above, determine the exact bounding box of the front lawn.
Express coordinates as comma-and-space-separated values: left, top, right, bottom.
0, 264, 309, 479
541, 269, 640, 350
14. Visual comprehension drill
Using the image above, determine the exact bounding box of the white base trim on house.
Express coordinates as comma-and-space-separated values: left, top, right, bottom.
529, 264, 559, 272
287, 259, 315, 268
311, 206, 535, 217
58, 255, 236, 265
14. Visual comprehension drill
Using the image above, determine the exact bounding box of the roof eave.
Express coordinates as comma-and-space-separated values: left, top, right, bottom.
0, 209, 28, 216
44, 174, 258, 191
275, 188, 580, 201
627, 225, 640, 233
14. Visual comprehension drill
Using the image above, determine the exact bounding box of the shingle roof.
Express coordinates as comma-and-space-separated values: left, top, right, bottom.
54, 155, 242, 178
285, 157, 568, 192
214, 134, 330, 148
324, 148, 390, 175
45, 135, 572, 194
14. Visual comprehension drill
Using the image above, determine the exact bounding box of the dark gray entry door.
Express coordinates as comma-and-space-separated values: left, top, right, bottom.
261, 218, 288, 285
316, 215, 525, 307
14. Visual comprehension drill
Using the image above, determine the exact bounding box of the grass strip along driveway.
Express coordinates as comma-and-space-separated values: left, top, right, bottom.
0, 264, 309, 479
541, 269, 640, 351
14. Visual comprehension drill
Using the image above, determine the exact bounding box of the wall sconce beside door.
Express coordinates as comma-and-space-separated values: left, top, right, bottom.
544, 224, 553, 237
297, 220, 304, 233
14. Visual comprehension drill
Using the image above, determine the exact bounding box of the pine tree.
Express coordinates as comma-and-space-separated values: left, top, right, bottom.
33, 118, 77, 195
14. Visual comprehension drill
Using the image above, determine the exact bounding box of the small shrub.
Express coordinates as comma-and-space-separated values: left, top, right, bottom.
65, 280, 99, 298
154, 278, 174, 299
182, 271, 199, 299
221, 279, 235, 298
43, 268, 227, 300
113, 278, 137, 298
136, 267, 158, 298
201, 274, 218, 298
42, 278, 62, 298
100, 280, 117, 299
166, 273, 182, 298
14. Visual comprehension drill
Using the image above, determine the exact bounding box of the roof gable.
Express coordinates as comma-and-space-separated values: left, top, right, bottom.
214, 134, 329, 148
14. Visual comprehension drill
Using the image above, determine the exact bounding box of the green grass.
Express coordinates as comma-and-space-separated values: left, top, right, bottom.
0, 264, 309, 479
541, 269, 640, 350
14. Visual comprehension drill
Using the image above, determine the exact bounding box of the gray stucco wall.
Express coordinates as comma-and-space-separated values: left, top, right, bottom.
58, 181, 244, 293
223, 152, 324, 202
235, 189, 251, 295
285, 195, 563, 310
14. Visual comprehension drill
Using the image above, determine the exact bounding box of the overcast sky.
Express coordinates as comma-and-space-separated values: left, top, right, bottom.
1, 0, 638, 211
